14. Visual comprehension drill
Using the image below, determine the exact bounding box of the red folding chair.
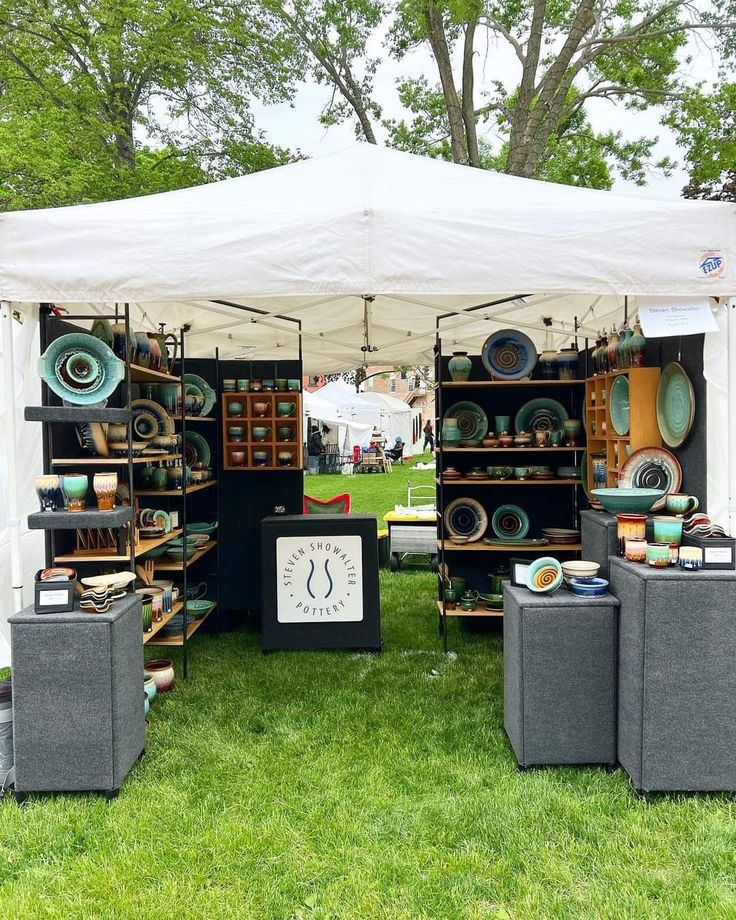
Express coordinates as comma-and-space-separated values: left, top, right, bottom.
303, 493, 352, 514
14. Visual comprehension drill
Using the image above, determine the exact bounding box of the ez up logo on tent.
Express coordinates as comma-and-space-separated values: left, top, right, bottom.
698, 250, 726, 279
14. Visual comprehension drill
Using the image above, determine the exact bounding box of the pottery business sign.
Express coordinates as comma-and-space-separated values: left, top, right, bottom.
276, 536, 363, 623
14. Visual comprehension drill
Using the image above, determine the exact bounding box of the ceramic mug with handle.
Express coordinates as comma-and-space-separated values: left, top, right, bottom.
665, 493, 699, 517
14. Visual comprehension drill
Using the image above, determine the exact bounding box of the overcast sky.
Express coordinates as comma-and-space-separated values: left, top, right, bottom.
254, 28, 720, 200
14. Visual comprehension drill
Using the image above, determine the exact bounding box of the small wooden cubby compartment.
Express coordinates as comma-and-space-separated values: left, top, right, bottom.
221, 393, 302, 471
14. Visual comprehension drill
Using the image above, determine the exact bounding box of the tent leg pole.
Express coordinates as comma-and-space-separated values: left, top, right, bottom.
1, 300, 24, 613
728, 301, 736, 537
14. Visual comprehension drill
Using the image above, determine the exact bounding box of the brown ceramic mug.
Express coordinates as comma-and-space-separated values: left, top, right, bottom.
253, 401, 269, 417
230, 450, 246, 467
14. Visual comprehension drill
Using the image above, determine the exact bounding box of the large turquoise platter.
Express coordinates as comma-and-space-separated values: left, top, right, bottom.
38, 333, 124, 405
183, 373, 216, 417
656, 362, 695, 448
514, 398, 568, 435
444, 401, 488, 442
609, 374, 630, 436
183, 430, 211, 467
481, 329, 538, 380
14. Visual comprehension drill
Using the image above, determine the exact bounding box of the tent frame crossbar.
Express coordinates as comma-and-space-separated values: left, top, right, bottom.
210, 299, 302, 364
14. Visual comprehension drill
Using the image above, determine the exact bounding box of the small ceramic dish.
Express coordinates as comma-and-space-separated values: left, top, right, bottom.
569, 577, 609, 597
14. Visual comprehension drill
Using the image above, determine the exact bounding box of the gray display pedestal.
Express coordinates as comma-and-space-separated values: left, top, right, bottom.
9, 595, 145, 799
610, 558, 736, 794
580, 510, 618, 578
504, 585, 618, 768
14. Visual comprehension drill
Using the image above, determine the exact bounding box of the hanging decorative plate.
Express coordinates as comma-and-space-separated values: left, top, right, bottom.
131, 407, 159, 441
444, 497, 488, 542
183, 430, 211, 468
656, 362, 695, 448
38, 333, 125, 405
130, 398, 175, 436
481, 329, 538, 380
609, 374, 630, 436
443, 402, 488, 443
491, 504, 530, 540
514, 398, 568, 435
619, 447, 682, 511
183, 373, 216, 417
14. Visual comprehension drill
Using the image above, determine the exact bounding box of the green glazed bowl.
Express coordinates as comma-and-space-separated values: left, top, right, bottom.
591, 488, 665, 514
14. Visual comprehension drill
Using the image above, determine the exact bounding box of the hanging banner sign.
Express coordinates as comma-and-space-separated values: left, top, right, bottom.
638, 297, 718, 338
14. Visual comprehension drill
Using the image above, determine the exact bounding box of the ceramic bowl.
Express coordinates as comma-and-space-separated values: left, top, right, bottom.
561, 560, 600, 584
646, 542, 671, 567
569, 577, 609, 597
526, 556, 563, 594
144, 658, 175, 692
165, 544, 197, 561
38, 333, 125, 404
144, 676, 158, 703
591, 488, 665, 514
187, 521, 218, 535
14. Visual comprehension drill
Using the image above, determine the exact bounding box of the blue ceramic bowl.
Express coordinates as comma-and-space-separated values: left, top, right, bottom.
591, 488, 665, 514
569, 577, 609, 597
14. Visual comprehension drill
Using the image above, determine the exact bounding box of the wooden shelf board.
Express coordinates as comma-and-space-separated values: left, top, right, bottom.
54, 552, 131, 563
135, 480, 217, 497
441, 380, 585, 387
143, 600, 183, 644
179, 416, 216, 422
52, 453, 182, 466
436, 601, 503, 618
147, 603, 217, 646
135, 528, 182, 556
439, 447, 584, 453
153, 540, 217, 570
129, 364, 181, 384
438, 541, 581, 552
53, 527, 182, 563
438, 478, 581, 486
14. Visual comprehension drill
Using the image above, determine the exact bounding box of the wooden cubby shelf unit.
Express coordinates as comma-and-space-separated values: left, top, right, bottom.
221, 392, 302, 471
584, 367, 661, 487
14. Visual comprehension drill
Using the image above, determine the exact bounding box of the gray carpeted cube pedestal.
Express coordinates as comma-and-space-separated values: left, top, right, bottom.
610, 558, 736, 794
580, 510, 618, 578
9, 595, 144, 797
504, 585, 619, 768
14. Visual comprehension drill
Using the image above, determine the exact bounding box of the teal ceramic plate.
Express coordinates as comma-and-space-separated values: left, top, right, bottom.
444, 401, 488, 442
514, 398, 568, 435
609, 374, 630, 436
38, 333, 124, 405
131, 398, 175, 436
491, 504, 530, 540
184, 431, 211, 467
184, 373, 216, 416
656, 362, 695, 448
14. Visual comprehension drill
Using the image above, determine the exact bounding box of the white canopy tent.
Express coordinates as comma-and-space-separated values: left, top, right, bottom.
0, 143, 735, 662
302, 388, 374, 453
310, 381, 413, 453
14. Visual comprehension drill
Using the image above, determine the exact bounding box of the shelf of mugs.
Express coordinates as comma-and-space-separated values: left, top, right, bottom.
143, 600, 184, 645
51, 453, 182, 466
25, 406, 133, 424
438, 540, 582, 552
146, 602, 218, 647
53, 527, 183, 563
222, 392, 302, 471
436, 600, 504, 619
135, 479, 218, 497
153, 540, 217, 571
129, 364, 181, 385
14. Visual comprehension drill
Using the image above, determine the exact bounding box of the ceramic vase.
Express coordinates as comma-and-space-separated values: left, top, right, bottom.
167, 466, 184, 490
538, 347, 558, 380
598, 330, 609, 373
448, 351, 472, 382
139, 593, 154, 632
35, 474, 60, 512
147, 336, 162, 372
646, 543, 671, 567
494, 415, 511, 435
444, 587, 457, 610
133, 332, 151, 368
653, 516, 684, 546
93, 472, 117, 511
144, 676, 158, 703
144, 658, 175, 692
606, 327, 619, 371
617, 513, 647, 554
152, 467, 168, 491
441, 419, 461, 447
60, 474, 88, 512
562, 419, 581, 446
556, 345, 579, 380
617, 324, 632, 369
110, 324, 136, 363
629, 321, 647, 367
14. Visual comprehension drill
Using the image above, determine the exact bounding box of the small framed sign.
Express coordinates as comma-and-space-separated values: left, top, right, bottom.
510, 558, 532, 588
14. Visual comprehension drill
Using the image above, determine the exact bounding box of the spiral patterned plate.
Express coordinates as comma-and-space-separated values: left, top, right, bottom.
656, 362, 695, 448
481, 329, 538, 380
444, 497, 488, 542
526, 556, 563, 594
443, 401, 488, 442
491, 504, 530, 540
619, 446, 682, 511
514, 398, 568, 435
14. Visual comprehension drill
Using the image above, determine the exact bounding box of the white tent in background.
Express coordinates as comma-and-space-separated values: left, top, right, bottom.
357, 391, 415, 455
0, 143, 735, 659
302, 389, 374, 453
311, 382, 413, 453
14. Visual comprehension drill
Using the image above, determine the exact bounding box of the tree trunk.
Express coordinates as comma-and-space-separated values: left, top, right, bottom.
423, 3, 468, 164
461, 20, 480, 167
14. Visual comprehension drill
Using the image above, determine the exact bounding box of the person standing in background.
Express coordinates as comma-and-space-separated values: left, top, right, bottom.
423, 419, 435, 453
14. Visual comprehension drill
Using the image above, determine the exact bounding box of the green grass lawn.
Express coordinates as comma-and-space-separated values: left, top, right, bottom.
2, 460, 736, 918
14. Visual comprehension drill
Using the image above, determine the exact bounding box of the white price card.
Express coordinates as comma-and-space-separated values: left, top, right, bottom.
638, 297, 718, 338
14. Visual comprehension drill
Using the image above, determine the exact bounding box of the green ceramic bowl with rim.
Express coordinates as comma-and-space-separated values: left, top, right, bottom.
591, 487, 665, 514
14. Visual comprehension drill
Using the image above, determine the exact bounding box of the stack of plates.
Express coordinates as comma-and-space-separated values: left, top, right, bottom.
542, 527, 580, 544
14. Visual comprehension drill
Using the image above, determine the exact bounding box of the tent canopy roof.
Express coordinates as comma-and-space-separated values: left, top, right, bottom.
2, 144, 733, 372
